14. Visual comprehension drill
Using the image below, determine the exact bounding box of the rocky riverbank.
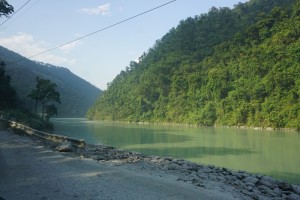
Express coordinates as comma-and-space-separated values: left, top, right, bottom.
13, 130, 300, 200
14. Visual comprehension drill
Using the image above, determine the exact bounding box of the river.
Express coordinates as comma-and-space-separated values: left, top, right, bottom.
51, 118, 300, 184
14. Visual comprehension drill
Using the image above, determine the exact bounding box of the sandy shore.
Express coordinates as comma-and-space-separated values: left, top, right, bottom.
0, 129, 299, 200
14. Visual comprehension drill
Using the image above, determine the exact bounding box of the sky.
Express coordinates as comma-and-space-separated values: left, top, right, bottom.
0, 0, 248, 90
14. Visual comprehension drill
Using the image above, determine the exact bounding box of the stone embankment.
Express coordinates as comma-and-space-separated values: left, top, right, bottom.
40, 137, 300, 200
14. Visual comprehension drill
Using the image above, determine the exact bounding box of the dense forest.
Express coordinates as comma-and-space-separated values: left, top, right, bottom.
0, 46, 101, 117
87, 0, 300, 129
0, 61, 15, 110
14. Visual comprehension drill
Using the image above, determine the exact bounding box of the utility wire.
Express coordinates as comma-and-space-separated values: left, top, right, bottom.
0, 0, 31, 26
1, 0, 41, 29
7, 0, 176, 65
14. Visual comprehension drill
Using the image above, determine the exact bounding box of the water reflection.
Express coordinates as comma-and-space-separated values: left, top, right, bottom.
51, 118, 300, 184
88, 123, 192, 147
127, 146, 255, 159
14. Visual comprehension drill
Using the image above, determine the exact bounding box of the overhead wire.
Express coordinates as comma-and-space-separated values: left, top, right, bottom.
0, 0, 31, 26
1, 0, 41, 29
7, 0, 176, 66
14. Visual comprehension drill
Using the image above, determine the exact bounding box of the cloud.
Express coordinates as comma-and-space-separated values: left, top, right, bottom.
59, 41, 81, 53
80, 3, 110, 16
0, 32, 77, 66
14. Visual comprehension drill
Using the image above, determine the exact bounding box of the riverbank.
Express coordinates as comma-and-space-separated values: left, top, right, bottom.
128, 120, 299, 132
1, 129, 300, 200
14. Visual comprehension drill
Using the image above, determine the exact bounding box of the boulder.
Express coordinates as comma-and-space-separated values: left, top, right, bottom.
259, 176, 276, 189
292, 185, 300, 195
244, 176, 259, 186
56, 141, 73, 152
288, 193, 300, 200
167, 163, 178, 170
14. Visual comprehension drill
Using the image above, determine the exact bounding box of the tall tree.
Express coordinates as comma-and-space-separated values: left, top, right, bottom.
0, 0, 14, 18
0, 61, 16, 109
28, 77, 61, 119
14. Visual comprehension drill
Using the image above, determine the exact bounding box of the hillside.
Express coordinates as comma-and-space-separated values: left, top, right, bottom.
87, 0, 300, 129
0, 46, 101, 117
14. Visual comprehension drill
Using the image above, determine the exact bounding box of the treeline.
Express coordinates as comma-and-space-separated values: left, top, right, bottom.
0, 63, 53, 130
1, 1, 72, 130
87, 0, 300, 129
0, 46, 101, 117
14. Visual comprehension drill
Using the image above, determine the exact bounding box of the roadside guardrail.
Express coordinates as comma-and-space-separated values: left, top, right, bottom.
0, 118, 86, 148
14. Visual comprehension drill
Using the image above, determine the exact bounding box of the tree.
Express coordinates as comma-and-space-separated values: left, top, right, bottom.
28, 77, 61, 120
87, 0, 299, 129
0, 0, 14, 18
44, 104, 58, 121
0, 61, 16, 109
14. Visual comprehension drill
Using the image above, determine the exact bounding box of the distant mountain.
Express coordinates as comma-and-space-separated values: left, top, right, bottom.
87, 0, 300, 129
0, 46, 101, 117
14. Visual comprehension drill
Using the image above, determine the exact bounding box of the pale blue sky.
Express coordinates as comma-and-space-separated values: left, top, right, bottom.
0, 0, 248, 89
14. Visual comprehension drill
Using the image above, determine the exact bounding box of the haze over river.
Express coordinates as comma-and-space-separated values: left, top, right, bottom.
51, 118, 300, 184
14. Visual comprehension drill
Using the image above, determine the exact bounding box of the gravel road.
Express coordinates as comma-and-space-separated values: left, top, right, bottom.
0, 130, 235, 200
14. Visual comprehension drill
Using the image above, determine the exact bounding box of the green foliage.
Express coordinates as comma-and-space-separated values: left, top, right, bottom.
0, 0, 13, 18
0, 46, 101, 117
28, 76, 61, 120
0, 62, 16, 109
87, 0, 300, 129
1, 109, 54, 131
0, 62, 54, 131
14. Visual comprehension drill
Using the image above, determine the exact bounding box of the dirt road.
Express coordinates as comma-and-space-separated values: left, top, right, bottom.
0, 130, 234, 200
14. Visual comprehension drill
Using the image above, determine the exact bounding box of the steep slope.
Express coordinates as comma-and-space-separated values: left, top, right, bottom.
87, 0, 300, 129
0, 46, 101, 117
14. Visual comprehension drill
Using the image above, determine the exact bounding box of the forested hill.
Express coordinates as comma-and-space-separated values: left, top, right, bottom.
87, 0, 300, 129
0, 46, 101, 117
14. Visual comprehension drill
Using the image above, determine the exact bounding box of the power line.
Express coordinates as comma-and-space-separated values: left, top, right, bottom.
1, 0, 41, 29
0, 0, 31, 26
7, 0, 176, 65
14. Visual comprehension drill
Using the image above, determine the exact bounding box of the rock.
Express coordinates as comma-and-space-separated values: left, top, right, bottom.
188, 164, 199, 172
202, 166, 212, 173
258, 185, 273, 195
225, 174, 237, 183
232, 171, 244, 180
244, 176, 259, 186
216, 175, 225, 182
248, 191, 260, 200
92, 155, 106, 161
292, 185, 300, 195
197, 171, 208, 180
278, 181, 291, 190
56, 141, 72, 152
208, 174, 218, 182
163, 157, 173, 161
255, 174, 263, 179
259, 176, 276, 189
288, 193, 300, 200
167, 163, 178, 170
181, 163, 189, 170
273, 187, 282, 196
282, 191, 294, 196
150, 158, 160, 163
238, 182, 248, 191
176, 159, 186, 165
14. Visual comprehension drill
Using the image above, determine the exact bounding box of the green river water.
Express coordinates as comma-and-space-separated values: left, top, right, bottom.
51, 118, 300, 184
